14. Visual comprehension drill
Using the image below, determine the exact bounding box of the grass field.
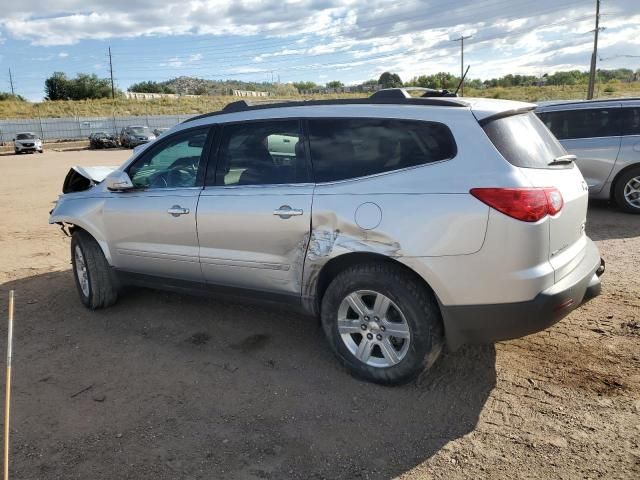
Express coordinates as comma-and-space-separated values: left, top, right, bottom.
1, 81, 638, 119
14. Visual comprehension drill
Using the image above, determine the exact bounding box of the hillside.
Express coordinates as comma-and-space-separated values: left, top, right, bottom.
1, 81, 638, 119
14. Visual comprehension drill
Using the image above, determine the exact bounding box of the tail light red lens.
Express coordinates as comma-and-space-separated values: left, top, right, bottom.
470, 187, 563, 222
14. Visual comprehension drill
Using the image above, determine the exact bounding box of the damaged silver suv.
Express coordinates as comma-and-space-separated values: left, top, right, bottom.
50, 89, 604, 384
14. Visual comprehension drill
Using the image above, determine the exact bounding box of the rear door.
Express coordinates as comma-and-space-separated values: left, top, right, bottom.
196, 119, 313, 296
482, 112, 589, 281
537, 104, 622, 194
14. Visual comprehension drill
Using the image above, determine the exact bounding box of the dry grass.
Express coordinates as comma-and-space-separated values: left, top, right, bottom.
1, 82, 638, 119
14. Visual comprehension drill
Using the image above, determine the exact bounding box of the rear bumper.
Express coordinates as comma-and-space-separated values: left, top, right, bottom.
441, 238, 603, 350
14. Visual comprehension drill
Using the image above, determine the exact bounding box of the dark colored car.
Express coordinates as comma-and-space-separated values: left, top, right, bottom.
89, 132, 119, 149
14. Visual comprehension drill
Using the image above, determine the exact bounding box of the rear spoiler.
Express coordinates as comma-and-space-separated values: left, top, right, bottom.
476, 106, 537, 126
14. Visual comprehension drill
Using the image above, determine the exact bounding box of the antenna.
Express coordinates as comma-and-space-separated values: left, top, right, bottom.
454, 65, 470, 96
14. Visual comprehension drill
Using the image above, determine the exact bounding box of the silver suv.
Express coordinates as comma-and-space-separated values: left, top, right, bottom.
536, 98, 640, 213
49, 89, 604, 384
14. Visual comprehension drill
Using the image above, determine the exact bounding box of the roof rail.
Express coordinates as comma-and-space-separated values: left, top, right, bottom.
370, 87, 458, 99
183, 93, 468, 124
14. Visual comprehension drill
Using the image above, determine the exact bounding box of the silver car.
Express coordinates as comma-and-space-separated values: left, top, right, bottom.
49, 89, 604, 384
536, 98, 640, 213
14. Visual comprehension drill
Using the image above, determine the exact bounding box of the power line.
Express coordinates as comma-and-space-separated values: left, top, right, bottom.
587, 0, 603, 99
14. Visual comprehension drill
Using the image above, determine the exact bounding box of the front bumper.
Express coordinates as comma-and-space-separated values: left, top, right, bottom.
441, 239, 603, 350
15, 144, 42, 152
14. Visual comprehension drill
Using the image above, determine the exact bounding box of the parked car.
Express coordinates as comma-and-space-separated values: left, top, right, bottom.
89, 132, 119, 149
153, 127, 170, 138
119, 125, 155, 148
50, 89, 604, 385
14, 132, 43, 154
536, 98, 640, 213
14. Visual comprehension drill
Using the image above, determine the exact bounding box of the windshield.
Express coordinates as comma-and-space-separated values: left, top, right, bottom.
128, 127, 149, 135
16, 133, 36, 140
482, 112, 569, 169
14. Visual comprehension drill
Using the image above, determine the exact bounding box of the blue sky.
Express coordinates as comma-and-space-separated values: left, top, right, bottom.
1, 0, 639, 101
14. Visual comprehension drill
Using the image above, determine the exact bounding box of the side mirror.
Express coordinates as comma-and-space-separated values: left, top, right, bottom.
105, 171, 135, 191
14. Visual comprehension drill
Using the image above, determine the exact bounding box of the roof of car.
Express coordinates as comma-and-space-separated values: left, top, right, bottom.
536, 97, 640, 111
182, 88, 535, 125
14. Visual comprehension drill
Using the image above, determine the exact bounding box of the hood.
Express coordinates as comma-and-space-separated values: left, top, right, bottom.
62, 165, 118, 193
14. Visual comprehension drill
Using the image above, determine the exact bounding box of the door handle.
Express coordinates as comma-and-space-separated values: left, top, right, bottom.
273, 205, 303, 219
167, 205, 190, 217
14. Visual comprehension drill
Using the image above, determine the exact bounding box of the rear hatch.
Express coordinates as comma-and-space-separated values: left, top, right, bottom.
479, 110, 589, 281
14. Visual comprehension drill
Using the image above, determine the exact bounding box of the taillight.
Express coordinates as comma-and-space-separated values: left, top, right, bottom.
470, 187, 563, 222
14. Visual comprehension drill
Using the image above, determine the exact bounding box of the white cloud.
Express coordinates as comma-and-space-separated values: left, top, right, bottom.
0, 0, 638, 83
58, 52, 69, 57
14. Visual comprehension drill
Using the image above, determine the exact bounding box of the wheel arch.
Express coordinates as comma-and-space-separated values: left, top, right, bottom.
610, 161, 640, 202
313, 252, 439, 316
66, 223, 113, 265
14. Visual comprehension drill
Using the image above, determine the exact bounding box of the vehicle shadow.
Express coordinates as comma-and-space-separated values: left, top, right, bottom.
0, 270, 496, 480
587, 200, 640, 241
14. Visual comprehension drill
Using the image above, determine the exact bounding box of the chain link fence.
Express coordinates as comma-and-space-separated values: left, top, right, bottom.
0, 114, 199, 145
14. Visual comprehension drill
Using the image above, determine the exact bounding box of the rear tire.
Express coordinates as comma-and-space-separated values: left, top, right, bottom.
321, 263, 443, 385
613, 166, 640, 214
71, 230, 118, 309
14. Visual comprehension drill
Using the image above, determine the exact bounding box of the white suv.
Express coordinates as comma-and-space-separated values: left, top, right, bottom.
49, 89, 604, 384
14, 132, 43, 154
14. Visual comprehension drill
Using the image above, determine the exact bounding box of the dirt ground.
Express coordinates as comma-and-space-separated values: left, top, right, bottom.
0, 150, 638, 479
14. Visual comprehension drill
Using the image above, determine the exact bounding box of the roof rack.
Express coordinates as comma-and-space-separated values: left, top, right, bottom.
370, 87, 457, 99
183, 90, 468, 123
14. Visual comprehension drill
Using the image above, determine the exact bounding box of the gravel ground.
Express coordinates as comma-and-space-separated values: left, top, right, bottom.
0, 150, 638, 479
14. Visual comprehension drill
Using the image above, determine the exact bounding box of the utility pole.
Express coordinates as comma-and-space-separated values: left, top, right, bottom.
8, 69, 15, 96
108, 46, 115, 99
587, 0, 601, 100
451, 35, 472, 96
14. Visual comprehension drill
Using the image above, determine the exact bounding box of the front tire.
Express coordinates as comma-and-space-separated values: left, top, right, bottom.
614, 166, 640, 214
71, 230, 118, 309
321, 263, 443, 385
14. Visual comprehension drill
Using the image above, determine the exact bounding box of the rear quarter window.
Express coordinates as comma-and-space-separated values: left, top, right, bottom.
482, 112, 568, 169
308, 118, 457, 183
536, 108, 621, 139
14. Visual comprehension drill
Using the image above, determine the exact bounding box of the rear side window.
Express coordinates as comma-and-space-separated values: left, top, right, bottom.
536, 108, 621, 139
307, 118, 456, 183
621, 108, 640, 136
482, 112, 567, 169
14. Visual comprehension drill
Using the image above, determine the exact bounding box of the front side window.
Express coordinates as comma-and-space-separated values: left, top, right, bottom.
213, 120, 309, 186
128, 128, 208, 189
537, 108, 621, 140
307, 118, 456, 183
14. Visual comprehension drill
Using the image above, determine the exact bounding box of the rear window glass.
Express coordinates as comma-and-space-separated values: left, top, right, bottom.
482, 112, 568, 169
308, 118, 456, 183
536, 108, 621, 139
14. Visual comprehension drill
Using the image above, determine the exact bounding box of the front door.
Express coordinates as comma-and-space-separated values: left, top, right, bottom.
103, 127, 211, 281
197, 119, 313, 296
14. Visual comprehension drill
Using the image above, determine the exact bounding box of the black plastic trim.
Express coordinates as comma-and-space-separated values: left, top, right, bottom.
183, 97, 469, 124
441, 240, 603, 350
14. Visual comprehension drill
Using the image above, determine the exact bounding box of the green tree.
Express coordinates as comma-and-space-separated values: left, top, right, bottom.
128, 80, 175, 94
0, 92, 26, 101
378, 72, 403, 88
45, 72, 69, 100
292, 81, 318, 92
326, 80, 344, 89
